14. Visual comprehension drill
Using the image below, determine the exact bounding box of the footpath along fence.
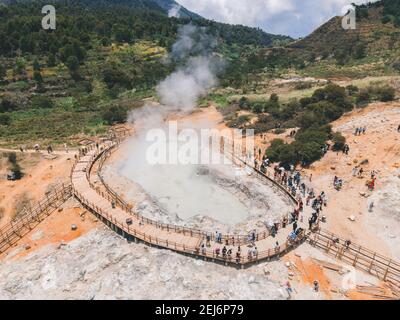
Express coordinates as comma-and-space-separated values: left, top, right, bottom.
70, 134, 400, 287
93, 140, 300, 246
309, 228, 400, 288
70, 138, 306, 266
0, 183, 72, 254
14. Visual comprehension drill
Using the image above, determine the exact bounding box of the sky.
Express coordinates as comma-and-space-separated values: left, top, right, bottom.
177, 0, 379, 38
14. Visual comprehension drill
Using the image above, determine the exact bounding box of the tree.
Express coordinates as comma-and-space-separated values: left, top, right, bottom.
47, 54, 56, 67
270, 93, 279, 103
332, 132, 346, 151
0, 114, 11, 125
66, 56, 79, 73
335, 49, 348, 66
0, 65, 6, 81
395, 16, 400, 27
33, 70, 43, 83
33, 58, 41, 72
101, 105, 127, 125
381, 15, 391, 24
14, 58, 26, 76
31, 96, 54, 109
0, 97, 18, 113
353, 43, 366, 60
238, 96, 250, 110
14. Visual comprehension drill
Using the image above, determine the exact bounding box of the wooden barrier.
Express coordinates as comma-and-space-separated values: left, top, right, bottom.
0, 183, 72, 254
71, 138, 306, 266
93, 140, 298, 245
308, 228, 400, 288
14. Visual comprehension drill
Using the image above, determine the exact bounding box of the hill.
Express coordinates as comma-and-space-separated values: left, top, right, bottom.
0, 0, 292, 146
245, 0, 400, 80
288, 1, 400, 62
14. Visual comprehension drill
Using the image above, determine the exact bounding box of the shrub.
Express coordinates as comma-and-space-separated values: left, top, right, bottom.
252, 103, 264, 114
374, 85, 396, 102
265, 139, 285, 162
332, 132, 346, 151
7, 152, 17, 165
356, 89, 371, 106
346, 85, 359, 96
227, 115, 251, 128
0, 97, 19, 113
238, 96, 250, 110
381, 15, 391, 24
295, 141, 324, 165
299, 97, 312, 107
294, 81, 312, 90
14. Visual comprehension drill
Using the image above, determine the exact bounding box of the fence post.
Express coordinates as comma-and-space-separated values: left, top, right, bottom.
383, 260, 392, 281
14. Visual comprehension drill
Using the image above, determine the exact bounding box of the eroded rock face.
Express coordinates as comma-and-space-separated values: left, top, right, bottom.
0, 227, 284, 300
367, 169, 400, 259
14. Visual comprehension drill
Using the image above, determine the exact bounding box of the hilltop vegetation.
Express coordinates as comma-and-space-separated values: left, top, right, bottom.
0, 0, 290, 146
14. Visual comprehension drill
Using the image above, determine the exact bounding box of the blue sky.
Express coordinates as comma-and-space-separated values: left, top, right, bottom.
177, 0, 379, 38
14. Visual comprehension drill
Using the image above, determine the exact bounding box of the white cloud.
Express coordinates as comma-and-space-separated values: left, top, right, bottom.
178, 0, 379, 37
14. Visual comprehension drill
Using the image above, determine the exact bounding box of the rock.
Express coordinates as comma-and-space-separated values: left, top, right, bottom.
389, 234, 396, 239
57, 208, 64, 212
248, 276, 257, 284
330, 167, 336, 170
288, 272, 294, 277
71, 224, 78, 231
24, 244, 31, 250
57, 240, 67, 249
294, 253, 301, 258
348, 215, 356, 222
263, 267, 270, 276
285, 262, 291, 268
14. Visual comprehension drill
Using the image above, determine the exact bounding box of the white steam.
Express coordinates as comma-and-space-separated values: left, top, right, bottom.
156, 56, 217, 111
129, 24, 223, 125
168, 4, 181, 18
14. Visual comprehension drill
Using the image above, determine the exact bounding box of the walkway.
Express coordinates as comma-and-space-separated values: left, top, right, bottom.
71, 140, 306, 266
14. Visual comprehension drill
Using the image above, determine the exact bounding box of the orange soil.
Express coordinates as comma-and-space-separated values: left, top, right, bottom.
1, 204, 99, 261
0, 151, 75, 228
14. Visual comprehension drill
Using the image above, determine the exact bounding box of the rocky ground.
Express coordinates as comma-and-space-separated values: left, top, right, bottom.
0, 223, 382, 300
0, 102, 399, 300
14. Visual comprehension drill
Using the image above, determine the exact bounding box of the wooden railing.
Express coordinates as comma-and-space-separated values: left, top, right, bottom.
0, 183, 72, 254
309, 228, 400, 288
73, 186, 305, 266
91, 139, 299, 246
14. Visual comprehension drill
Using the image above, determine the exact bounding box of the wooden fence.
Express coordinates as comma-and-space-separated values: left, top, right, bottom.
0, 183, 72, 254
92, 139, 299, 246
309, 228, 400, 288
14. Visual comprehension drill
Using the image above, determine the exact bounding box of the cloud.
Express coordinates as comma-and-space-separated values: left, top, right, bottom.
178, 0, 379, 38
